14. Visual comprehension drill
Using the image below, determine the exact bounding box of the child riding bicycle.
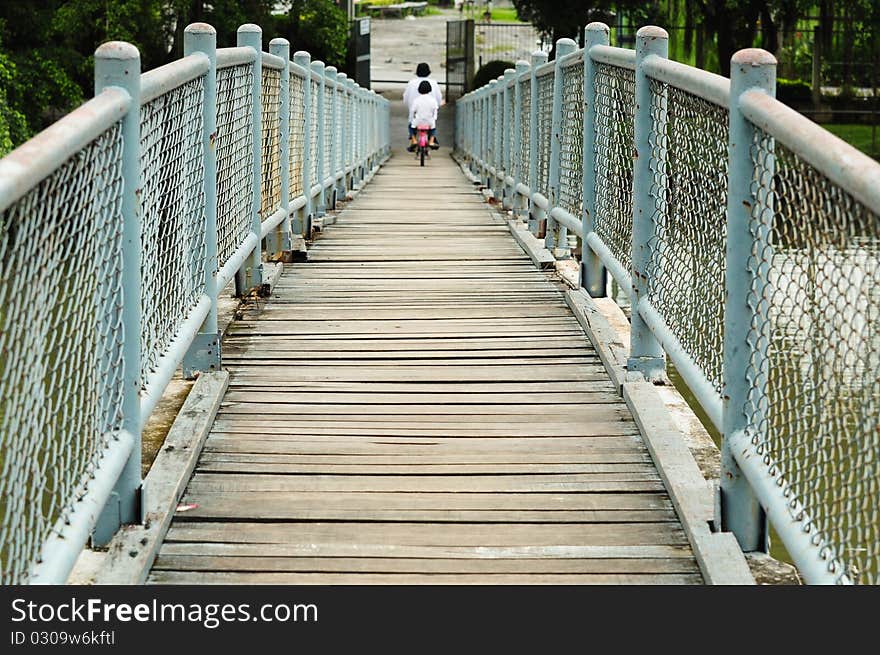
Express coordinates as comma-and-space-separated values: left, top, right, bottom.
408, 80, 439, 151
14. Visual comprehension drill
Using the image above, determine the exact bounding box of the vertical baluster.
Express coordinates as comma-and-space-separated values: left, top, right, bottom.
512, 60, 529, 223
337, 72, 349, 199
721, 48, 777, 553
628, 26, 668, 382
268, 37, 291, 260
546, 38, 577, 257
236, 24, 263, 293
293, 51, 311, 239
311, 60, 326, 217
182, 23, 221, 378
581, 22, 610, 297
528, 50, 548, 236
92, 41, 142, 544
502, 68, 515, 210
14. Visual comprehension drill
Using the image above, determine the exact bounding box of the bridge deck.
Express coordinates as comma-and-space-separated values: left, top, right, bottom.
148, 153, 702, 584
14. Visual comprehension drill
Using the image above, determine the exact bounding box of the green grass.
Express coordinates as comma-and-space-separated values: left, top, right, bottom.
489, 8, 520, 22
820, 123, 880, 159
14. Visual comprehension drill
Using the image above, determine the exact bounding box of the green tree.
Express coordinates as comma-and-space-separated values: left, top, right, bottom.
274, 0, 350, 70
0, 32, 28, 155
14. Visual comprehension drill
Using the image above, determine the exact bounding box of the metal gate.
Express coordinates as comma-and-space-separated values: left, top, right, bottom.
445, 19, 474, 101
348, 16, 371, 88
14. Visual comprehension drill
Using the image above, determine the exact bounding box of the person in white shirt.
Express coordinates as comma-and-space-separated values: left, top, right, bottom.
408, 80, 439, 151
403, 62, 442, 110
403, 63, 442, 148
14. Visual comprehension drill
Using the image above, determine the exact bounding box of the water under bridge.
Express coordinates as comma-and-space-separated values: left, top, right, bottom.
0, 22, 877, 586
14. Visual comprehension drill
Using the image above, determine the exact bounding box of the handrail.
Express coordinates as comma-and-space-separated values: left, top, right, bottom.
741, 88, 880, 214
0, 89, 130, 211
140, 53, 210, 104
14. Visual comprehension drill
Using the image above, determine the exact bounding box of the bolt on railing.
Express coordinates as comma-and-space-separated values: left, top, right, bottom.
455, 21, 880, 585
0, 21, 390, 584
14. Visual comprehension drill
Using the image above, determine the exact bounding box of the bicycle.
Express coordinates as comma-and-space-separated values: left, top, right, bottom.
414, 124, 432, 167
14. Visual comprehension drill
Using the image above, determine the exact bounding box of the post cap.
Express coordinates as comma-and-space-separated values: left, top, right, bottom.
185, 22, 215, 35
585, 22, 610, 34
269, 37, 290, 47
555, 37, 577, 48
237, 23, 261, 34
338, 72, 348, 80
515, 60, 530, 72
731, 48, 777, 67
636, 25, 668, 40
325, 65, 337, 75
94, 41, 140, 61
311, 60, 325, 71
530, 50, 548, 63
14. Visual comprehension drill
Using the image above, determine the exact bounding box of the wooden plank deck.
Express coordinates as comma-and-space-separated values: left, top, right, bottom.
148, 153, 703, 584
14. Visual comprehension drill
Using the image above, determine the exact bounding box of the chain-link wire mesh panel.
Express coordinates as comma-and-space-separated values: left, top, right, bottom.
518, 80, 531, 187
139, 77, 207, 389
309, 79, 319, 184
323, 85, 333, 179
645, 80, 729, 394
593, 62, 635, 278
289, 70, 305, 199
534, 70, 555, 195
260, 65, 282, 220
0, 125, 125, 584
746, 130, 880, 584
216, 64, 254, 269
558, 58, 584, 218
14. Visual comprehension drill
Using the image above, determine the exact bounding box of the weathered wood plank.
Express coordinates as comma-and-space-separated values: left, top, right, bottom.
151, 555, 699, 574
148, 571, 704, 585
165, 521, 690, 546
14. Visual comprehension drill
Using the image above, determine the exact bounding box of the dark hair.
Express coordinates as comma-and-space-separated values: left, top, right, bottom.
418, 80, 432, 95
416, 62, 430, 77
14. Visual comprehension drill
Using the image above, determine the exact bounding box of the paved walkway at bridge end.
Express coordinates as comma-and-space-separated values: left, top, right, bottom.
133, 152, 723, 584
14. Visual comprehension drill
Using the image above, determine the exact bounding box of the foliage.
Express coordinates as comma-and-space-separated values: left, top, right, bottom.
472, 59, 514, 89
776, 77, 812, 106
0, 0, 349, 151
0, 34, 27, 156
274, 0, 350, 70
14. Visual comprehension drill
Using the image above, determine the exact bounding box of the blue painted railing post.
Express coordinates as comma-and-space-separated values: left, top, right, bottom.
336, 72, 349, 198
268, 37, 291, 260
236, 24, 263, 294
528, 50, 548, 235
311, 60, 326, 217
345, 78, 356, 191
720, 48, 777, 553
491, 79, 503, 199
484, 83, 494, 187
501, 68, 515, 210
628, 26, 668, 382
581, 22, 610, 297
182, 23, 221, 379
293, 51, 312, 238
546, 37, 578, 257
92, 41, 142, 544
512, 60, 529, 222
325, 66, 338, 209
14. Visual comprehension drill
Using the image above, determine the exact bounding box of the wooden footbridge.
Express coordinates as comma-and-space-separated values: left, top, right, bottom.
148, 154, 708, 584
2, 22, 878, 586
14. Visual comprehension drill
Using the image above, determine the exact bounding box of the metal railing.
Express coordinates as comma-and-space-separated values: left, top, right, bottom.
455, 23, 880, 585
0, 21, 390, 585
